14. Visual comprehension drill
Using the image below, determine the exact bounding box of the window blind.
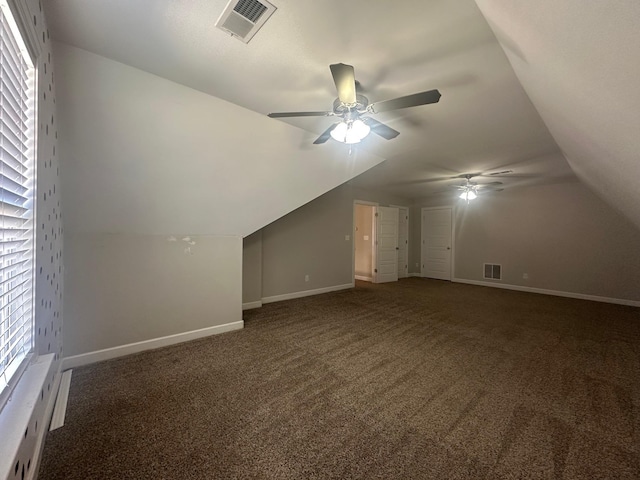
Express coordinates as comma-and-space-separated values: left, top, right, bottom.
0, 0, 36, 395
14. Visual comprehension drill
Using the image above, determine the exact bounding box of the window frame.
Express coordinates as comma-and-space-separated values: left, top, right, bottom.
0, 0, 40, 412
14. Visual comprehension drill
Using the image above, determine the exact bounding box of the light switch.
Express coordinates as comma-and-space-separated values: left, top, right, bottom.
345, 235, 350, 241
364, 235, 369, 241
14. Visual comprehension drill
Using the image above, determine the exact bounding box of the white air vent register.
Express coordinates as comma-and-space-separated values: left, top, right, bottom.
216, 0, 277, 43
484, 263, 502, 280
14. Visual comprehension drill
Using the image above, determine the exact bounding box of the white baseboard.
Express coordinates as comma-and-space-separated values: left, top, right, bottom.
50, 370, 73, 431
452, 278, 640, 307
242, 301, 262, 310
262, 283, 354, 304
355, 275, 372, 282
409, 273, 421, 278
62, 320, 244, 369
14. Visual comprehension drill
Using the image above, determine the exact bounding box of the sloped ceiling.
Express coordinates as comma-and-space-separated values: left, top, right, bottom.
474, 0, 640, 229
54, 43, 385, 237
45, 0, 579, 215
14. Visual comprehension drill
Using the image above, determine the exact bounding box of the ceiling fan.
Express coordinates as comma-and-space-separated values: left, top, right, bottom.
268, 63, 441, 145
453, 174, 503, 202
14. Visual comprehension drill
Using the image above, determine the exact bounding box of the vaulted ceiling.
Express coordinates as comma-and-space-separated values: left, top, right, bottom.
45, 0, 640, 229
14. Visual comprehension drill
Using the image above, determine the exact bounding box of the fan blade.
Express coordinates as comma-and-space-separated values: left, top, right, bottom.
371, 89, 441, 113
364, 117, 400, 140
313, 123, 339, 144
330, 63, 357, 105
487, 170, 513, 176
268, 111, 332, 118
480, 181, 503, 186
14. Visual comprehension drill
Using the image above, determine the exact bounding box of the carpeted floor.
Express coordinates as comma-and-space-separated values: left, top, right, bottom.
39, 278, 640, 479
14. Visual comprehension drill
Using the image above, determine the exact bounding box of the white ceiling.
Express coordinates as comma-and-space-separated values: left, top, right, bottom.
45, 0, 596, 206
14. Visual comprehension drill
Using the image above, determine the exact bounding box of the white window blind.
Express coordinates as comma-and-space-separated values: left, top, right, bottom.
0, 0, 36, 396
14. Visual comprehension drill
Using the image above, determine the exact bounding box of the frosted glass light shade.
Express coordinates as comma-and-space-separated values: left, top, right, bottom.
330, 119, 371, 144
459, 189, 477, 200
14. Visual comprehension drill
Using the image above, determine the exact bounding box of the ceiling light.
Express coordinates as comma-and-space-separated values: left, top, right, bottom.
330, 119, 371, 144
459, 189, 477, 201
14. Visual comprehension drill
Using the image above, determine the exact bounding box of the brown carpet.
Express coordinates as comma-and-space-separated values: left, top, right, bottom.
39, 278, 640, 479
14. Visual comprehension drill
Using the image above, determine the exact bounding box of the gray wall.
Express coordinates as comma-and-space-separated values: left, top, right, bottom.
243, 183, 411, 301
242, 231, 262, 304
413, 182, 640, 301
64, 234, 242, 356
54, 40, 385, 357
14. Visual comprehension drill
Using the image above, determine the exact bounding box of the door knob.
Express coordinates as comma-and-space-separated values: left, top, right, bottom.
447, 246, 451, 250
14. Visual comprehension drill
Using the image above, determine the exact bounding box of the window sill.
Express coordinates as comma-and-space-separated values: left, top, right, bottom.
0, 353, 56, 480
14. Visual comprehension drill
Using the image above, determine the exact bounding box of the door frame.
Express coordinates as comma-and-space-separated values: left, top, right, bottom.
373, 205, 400, 283
352, 200, 378, 283
390, 204, 409, 278
420, 206, 455, 280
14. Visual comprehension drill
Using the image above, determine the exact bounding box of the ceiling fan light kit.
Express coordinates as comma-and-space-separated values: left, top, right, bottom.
268, 63, 441, 145
459, 189, 477, 201
455, 173, 504, 203
330, 118, 371, 144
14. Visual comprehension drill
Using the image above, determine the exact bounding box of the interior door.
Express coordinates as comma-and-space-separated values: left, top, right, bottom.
374, 206, 399, 283
421, 207, 452, 280
397, 207, 409, 278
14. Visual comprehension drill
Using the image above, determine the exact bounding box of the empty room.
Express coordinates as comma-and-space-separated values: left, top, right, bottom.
1, 0, 639, 479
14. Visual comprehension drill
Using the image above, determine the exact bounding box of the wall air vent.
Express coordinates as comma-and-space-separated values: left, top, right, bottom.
216, 0, 277, 44
484, 263, 502, 280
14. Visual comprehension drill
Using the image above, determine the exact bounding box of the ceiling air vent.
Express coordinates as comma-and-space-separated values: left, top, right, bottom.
216, 0, 277, 44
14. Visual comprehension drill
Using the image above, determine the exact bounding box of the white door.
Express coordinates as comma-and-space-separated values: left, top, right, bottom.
374, 206, 399, 283
397, 207, 409, 278
421, 207, 452, 280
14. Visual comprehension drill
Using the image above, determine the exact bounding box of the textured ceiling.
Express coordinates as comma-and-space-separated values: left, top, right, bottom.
45, 0, 578, 202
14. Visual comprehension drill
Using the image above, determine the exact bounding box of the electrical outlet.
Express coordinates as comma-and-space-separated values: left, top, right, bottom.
345, 235, 350, 241
523, 273, 529, 279
305, 275, 309, 282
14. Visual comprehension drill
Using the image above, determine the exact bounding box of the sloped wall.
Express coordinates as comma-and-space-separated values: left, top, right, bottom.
474, 0, 640, 230
53, 42, 385, 357
54, 43, 386, 237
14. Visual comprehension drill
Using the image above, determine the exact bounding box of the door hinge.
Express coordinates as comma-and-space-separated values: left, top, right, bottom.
374, 268, 378, 273
405, 240, 408, 244
375, 212, 379, 217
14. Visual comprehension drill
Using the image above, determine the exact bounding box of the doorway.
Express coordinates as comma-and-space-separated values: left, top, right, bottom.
353, 203, 401, 283
354, 203, 375, 281
397, 207, 409, 278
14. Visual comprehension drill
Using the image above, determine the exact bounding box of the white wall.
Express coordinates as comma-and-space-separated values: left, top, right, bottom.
1, 0, 63, 478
